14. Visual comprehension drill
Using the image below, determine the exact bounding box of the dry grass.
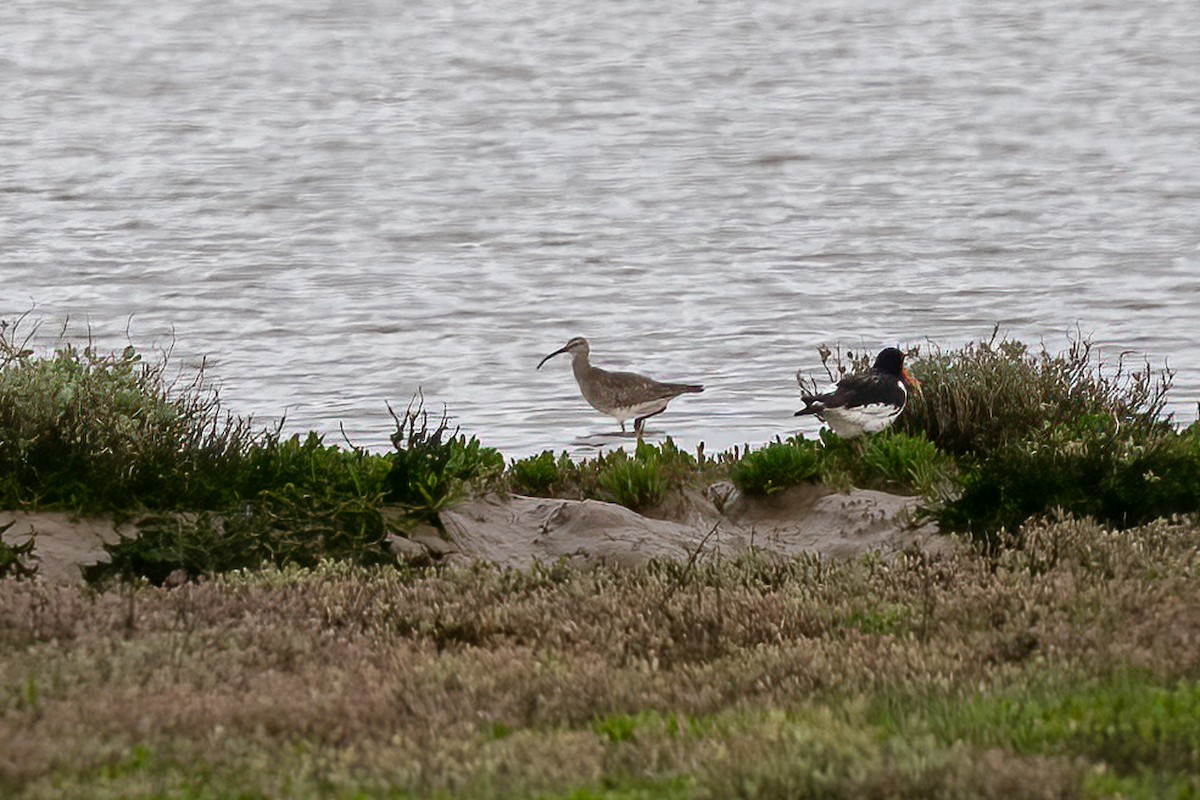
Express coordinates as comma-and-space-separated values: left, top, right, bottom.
3, 518, 1200, 798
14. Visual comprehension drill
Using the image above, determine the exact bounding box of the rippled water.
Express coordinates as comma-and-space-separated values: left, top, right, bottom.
3, 0, 1199, 456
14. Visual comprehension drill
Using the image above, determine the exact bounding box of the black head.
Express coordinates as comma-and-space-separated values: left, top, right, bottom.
873, 347, 921, 392
872, 347, 906, 377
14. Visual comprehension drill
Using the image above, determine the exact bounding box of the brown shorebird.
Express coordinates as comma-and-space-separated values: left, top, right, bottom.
537, 337, 704, 435
794, 347, 921, 438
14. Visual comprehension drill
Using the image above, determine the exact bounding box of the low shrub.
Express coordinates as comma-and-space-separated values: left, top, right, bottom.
8, 319, 1199, 581
93, 432, 398, 582
505, 439, 704, 508
237, 430, 392, 500
384, 397, 503, 525
507, 450, 566, 497
0, 324, 254, 511
729, 438, 821, 496
7, 517, 1200, 799
937, 417, 1200, 543
596, 446, 668, 510
853, 431, 955, 498
897, 330, 1172, 457
89, 512, 259, 583
798, 332, 1185, 538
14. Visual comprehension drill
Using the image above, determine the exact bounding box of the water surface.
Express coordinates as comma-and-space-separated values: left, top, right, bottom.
3, 0, 1198, 455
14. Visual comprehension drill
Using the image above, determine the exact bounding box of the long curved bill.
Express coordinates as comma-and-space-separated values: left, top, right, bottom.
537, 346, 571, 370
902, 367, 923, 396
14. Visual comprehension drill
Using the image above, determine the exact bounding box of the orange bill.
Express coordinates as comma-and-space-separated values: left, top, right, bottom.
902, 367, 923, 396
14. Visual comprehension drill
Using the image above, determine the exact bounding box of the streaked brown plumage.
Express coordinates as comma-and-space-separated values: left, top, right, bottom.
537, 337, 703, 435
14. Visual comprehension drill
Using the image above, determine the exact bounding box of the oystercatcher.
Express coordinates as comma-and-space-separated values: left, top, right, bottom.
537, 337, 704, 436
794, 347, 920, 438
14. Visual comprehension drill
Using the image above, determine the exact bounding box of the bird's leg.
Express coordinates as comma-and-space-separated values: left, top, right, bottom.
619, 420, 627, 434
638, 410, 667, 441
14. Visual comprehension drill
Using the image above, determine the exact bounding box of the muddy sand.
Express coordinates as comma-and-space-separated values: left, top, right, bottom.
3, 483, 950, 583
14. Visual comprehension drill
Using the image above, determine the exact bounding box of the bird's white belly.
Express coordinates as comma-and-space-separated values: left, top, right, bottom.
605, 398, 670, 422
823, 403, 901, 437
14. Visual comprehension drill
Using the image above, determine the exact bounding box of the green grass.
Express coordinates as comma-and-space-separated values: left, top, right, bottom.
543, 778, 694, 800
932, 676, 1200, 774
869, 673, 1200, 799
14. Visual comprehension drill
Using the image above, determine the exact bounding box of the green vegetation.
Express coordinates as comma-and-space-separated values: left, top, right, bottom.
595, 449, 668, 510
896, 329, 1173, 456
729, 437, 821, 495
3, 517, 1199, 798
0, 331, 254, 511
91, 410, 506, 582
507, 449, 571, 497
384, 397, 504, 524
0, 322, 510, 581
916, 675, 1200, 777
894, 332, 1199, 544
818, 428, 957, 498
594, 439, 705, 510
504, 438, 707, 511
728, 430, 954, 501
91, 432, 398, 584
937, 416, 1200, 542
766, 332, 1196, 544
4, 322, 1199, 579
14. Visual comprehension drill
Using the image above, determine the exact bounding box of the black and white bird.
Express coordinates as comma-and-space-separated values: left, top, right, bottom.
794, 347, 921, 438
537, 337, 704, 435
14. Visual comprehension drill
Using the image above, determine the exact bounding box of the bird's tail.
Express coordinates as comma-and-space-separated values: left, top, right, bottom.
793, 398, 822, 417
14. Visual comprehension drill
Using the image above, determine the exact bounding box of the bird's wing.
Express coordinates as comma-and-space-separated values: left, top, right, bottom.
812, 372, 905, 409
602, 369, 699, 407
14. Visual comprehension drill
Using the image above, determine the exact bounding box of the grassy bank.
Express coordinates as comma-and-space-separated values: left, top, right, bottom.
3, 516, 1199, 798
2, 321, 1200, 580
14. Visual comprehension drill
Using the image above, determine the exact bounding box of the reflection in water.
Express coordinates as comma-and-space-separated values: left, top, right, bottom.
2, 0, 1198, 456
572, 431, 645, 450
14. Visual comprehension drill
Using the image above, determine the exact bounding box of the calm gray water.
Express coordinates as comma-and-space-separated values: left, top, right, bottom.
4, 0, 1199, 456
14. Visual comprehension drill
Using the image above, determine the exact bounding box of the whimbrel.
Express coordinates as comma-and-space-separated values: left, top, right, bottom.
537, 337, 704, 435
794, 347, 921, 438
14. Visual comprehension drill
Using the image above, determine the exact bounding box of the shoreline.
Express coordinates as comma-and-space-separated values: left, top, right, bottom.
2, 482, 949, 585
